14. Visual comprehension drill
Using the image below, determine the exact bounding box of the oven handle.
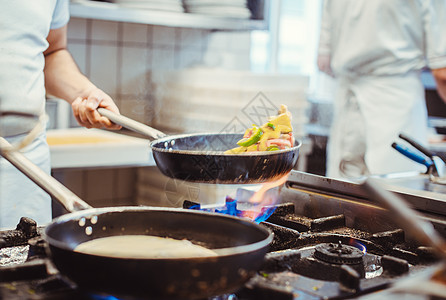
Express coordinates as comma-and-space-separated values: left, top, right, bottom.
398, 133, 434, 159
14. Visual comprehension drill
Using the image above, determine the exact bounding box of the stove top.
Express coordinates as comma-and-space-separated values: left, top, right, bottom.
235, 202, 442, 299
1, 171, 446, 300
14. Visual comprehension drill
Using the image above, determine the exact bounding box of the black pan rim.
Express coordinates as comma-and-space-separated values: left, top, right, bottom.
149, 132, 302, 155
44, 206, 273, 259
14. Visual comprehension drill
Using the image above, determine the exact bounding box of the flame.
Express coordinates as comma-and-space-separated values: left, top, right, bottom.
248, 173, 290, 204
240, 173, 290, 223
185, 173, 290, 224
89, 294, 121, 300
349, 238, 367, 254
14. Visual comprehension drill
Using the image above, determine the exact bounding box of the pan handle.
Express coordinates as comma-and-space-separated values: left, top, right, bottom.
391, 142, 433, 170
363, 178, 446, 260
97, 108, 166, 140
398, 133, 434, 159
0, 137, 92, 213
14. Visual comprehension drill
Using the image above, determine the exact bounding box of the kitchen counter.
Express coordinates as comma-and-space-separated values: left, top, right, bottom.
47, 128, 155, 169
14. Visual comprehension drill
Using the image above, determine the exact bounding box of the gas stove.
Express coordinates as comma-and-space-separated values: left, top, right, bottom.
238, 171, 446, 300
236, 202, 443, 299
1, 171, 446, 299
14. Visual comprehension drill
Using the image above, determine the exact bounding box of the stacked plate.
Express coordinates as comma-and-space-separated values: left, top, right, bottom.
114, 0, 184, 13
183, 0, 251, 18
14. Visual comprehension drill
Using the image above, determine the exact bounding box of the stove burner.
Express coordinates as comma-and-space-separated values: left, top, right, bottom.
314, 242, 364, 265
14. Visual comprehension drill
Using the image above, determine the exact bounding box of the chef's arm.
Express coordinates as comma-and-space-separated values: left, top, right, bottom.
43, 25, 121, 130
432, 67, 446, 104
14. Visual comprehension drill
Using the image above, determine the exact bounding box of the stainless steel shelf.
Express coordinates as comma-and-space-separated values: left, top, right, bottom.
69, 1, 269, 31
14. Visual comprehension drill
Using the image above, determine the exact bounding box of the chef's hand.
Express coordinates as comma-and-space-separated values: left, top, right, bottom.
317, 55, 334, 77
71, 87, 122, 130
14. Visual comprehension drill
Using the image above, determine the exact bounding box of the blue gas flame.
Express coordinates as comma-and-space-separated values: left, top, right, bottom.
188, 196, 275, 224
89, 294, 121, 300
349, 239, 367, 254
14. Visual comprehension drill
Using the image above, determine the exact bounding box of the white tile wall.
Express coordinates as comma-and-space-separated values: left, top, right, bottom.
122, 23, 149, 44
120, 47, 151, 95
151, 46, 176, 71
179, 28, 204, 48
119, 97, 151, 124
66, 18, 87, 40
90, 20, 119, 42
67, 43, 87, 74
178, 46, 204, 69
67, 17, 252, 124
89, 44, 119, 96
151, 26, 177, 47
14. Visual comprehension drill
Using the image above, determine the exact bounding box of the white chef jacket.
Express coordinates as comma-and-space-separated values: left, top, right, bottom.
0, 0, 69, 137
0, 1, 69, 229
318, 0, 446, 179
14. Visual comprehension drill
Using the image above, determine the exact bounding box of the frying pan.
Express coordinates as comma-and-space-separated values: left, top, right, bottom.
97, 108, 301, 184
0, 137, 273, 299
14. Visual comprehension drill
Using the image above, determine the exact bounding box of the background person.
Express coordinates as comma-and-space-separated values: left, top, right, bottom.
317, 0, 446, 179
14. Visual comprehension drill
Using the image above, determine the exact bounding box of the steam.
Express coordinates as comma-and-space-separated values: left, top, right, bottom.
185, 173, 290, 223
246, 173, 289, 204
238, 173, 290, 223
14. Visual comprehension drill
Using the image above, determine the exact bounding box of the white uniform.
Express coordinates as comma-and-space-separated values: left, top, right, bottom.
0, 1, 69, 229
318, 0, 446, 179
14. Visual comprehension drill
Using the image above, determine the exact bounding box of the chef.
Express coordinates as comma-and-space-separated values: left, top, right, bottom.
317, 0, 446, 180
0, 0, 121, 229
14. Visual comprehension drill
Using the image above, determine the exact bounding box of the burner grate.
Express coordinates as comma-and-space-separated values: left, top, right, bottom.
314, 242, 364, 265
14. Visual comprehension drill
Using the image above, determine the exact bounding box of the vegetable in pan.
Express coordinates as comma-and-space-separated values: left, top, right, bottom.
225, 104, 294, 154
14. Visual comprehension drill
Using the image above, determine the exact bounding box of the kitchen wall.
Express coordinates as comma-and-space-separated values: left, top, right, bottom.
66, 17, 252, 125
55, 17, 253, 208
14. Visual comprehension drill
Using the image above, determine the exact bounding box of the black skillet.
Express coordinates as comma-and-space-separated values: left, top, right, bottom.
98, 108, 301, 184
0, 137, 273, 299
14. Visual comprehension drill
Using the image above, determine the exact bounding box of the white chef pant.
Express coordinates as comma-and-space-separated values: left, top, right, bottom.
0, 131, 52, 230
326, 73, 428, 180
